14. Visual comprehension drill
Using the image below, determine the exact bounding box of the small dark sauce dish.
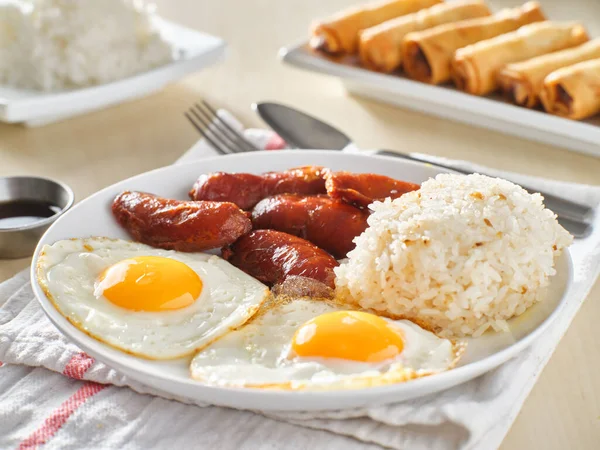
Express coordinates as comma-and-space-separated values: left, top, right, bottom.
0, 177, 74, 259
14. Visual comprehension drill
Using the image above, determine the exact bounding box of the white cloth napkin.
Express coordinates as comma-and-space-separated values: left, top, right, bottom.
1, 111, 599, 450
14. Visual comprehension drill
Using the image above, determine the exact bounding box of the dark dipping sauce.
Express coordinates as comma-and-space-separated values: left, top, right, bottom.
0, 200, 61, 229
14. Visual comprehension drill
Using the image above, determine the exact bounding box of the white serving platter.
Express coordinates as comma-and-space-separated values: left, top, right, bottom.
280, 43, 600, 159
0, 18, 226, 126
31, 151, 573, 412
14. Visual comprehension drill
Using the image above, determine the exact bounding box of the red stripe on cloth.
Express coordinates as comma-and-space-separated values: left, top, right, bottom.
18, 382, 106, 450
264, 134, 287, 150
62, 352, 95, 380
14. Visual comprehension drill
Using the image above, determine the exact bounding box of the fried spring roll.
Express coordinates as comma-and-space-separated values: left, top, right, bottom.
359, 1, 490, 72
498, 38, 600, 108
402, 1, 545, 84
452, 22, 589, 96
540, 59, 600, 120
310, 0, 442, 55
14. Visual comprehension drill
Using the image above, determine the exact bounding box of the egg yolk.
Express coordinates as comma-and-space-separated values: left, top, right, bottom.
96, 256, 202, 312
291, 311, 404, 363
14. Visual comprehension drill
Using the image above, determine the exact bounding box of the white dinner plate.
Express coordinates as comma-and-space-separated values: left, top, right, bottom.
280, 43, 600, 159
31, 150, 573, 411
0, 18, 226, 126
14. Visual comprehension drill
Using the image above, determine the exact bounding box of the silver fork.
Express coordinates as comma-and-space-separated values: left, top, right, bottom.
185, 101, 259, 155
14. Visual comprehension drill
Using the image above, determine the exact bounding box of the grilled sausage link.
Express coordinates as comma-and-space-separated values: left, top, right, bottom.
222, 230, 338, 289
263, 166, 327, 197
112, 191, 252, 252
251, 194, 368, 259
189, 166, 327, 210
189, 173, 265, 211
325, 171, 420, 209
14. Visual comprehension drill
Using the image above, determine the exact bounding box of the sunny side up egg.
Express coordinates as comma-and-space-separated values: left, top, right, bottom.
36, 237, 269, 360
190, 299, 465, 390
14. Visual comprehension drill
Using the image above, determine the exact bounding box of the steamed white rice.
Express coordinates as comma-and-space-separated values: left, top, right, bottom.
0, 0, 173, 91
334, 173, 573, 338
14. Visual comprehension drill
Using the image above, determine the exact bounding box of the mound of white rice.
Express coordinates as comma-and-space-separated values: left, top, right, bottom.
0, 0, 173, 91
335, 173, 573, 338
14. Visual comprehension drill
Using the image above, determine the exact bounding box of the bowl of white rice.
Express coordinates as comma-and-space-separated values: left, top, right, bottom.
0, 0, 226, 124
335, 173, 573, 338
0, 0, 174, 91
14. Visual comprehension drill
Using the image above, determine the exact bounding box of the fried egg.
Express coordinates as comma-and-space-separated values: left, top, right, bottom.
190, 299, 464, 390
36, 237, 269, 360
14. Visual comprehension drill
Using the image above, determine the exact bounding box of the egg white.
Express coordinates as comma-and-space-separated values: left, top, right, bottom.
36, 237, 269, 360
190, 299, 464, 390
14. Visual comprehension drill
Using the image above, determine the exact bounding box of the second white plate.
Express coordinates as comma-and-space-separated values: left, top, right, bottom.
280, 43, 600, 159
0, 19, 226, 126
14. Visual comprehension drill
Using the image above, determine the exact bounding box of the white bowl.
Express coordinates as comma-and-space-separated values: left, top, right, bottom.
31, 150, 573, 411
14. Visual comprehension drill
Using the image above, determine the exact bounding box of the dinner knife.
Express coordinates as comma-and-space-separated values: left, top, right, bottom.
253, 102, 593, 237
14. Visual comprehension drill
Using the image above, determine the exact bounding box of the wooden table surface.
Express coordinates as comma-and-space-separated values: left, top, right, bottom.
1, 0, 599, 448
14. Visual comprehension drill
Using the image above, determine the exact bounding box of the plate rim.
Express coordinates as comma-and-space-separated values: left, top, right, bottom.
29, 150, 575, 410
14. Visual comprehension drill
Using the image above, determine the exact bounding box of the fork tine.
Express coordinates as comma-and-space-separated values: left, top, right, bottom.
185, 110, 231, 155
200, 101, 259, 153
190, 107, 240, 155
191, 104, 243, 154
199, 101, 257, 153
185, 101, 260, 155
